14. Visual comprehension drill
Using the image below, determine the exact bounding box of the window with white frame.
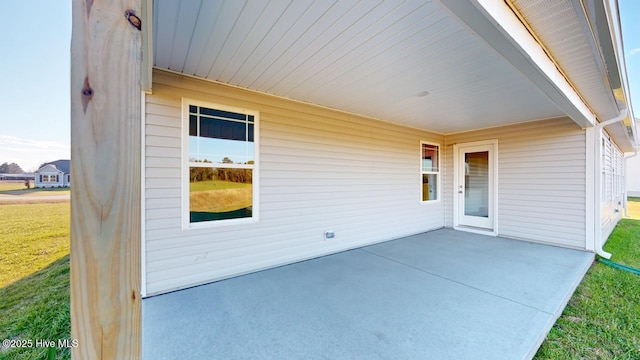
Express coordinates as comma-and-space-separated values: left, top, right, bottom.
619, 153, 624, 198
615, 147, 624, 198
421, 142, 439, 202
613, 147, 617, 199
183, 99, 258, 225
600, 135, 626, 202
602, 137, 611, 203
40, 174, 57, 183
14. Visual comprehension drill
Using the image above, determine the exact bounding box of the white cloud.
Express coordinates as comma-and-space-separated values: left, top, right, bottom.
630, 48, 640, 56
0, 135, 70, 172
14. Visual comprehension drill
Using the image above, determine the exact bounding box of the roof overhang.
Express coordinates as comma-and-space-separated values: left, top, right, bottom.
440, 0, 596, 128
148, 0, 634, 138
506, 0, 637, 151
582, 0, 637, 151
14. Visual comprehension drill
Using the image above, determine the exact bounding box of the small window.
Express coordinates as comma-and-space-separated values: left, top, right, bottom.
183, 99, 259, 227
421, 142, 439, 202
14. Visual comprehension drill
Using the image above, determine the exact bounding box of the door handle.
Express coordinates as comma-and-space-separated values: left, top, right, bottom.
458, 191, 463, 194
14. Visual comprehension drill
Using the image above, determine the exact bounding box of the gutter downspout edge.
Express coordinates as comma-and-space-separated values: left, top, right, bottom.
594, 108, 628, 259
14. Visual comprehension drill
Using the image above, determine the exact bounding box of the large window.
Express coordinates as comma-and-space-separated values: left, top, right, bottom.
183, 99, 258, 227
421, 142, 439, 202
602, 136, 613, 203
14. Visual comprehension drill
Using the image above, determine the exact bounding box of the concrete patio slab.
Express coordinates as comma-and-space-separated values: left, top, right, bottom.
143, 229, 593, 360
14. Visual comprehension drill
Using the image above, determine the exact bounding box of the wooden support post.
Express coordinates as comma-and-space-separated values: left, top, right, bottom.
70, 0, 142, 358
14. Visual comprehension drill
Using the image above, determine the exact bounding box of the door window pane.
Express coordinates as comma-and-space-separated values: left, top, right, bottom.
464, 151, 489, 217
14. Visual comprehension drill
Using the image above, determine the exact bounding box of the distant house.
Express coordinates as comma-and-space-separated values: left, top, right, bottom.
627, 150, 640, 197
34, 160, 70, 188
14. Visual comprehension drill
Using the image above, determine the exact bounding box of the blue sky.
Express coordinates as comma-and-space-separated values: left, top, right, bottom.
620, 0, 640, 117
0, 1, 637, 172
0, 1, 71, 171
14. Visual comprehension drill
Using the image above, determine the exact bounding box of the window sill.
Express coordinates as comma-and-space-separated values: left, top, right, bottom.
182, 216, 259, 231
420, 200, 441, 204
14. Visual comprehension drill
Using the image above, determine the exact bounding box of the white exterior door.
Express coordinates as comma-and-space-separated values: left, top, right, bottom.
455, 141, 496, 231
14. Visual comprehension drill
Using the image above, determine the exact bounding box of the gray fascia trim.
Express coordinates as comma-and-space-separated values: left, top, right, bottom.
582, 0, 623, 102
570, 0, 618, 110
582, 0, 637, 149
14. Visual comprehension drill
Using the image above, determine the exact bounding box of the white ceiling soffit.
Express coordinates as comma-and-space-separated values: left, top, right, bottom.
153, 0, 572, 134
507, 0, 635, 151
510, 0, 619, 122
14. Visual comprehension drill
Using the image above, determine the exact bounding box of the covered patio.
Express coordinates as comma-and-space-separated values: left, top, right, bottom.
142, 229, 593, 359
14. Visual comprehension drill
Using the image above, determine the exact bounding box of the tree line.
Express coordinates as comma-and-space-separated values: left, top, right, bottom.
190, 158, 253, 184
0, 162, 24, 174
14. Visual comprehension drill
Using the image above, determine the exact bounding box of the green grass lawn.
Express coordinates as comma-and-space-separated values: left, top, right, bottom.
535, 218, 640, 359
0, 187, 70, 197
0, 202, 70, 360
190, 180, 253, 214
0, 182, 27, 191
0, 203, 70, 287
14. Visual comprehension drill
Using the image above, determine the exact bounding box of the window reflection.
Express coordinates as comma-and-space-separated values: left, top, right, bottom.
189, 167, 253, 222
187, 103, 257, 224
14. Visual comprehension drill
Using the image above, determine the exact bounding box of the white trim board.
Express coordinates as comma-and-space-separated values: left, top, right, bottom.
141, 91, 148, 298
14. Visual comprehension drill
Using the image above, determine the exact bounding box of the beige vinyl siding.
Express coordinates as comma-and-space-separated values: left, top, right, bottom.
144, 70, 444, 295
601, 132, 624, 242
444, 118, 587, 249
